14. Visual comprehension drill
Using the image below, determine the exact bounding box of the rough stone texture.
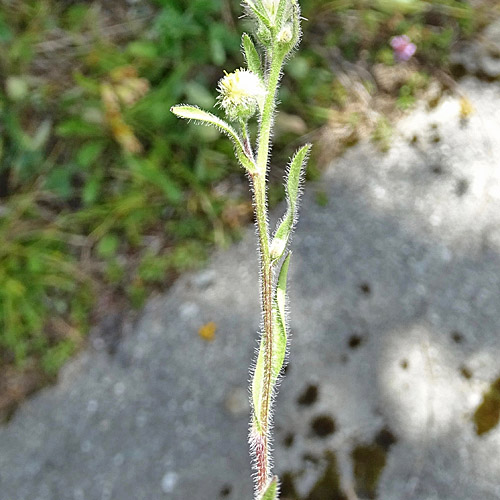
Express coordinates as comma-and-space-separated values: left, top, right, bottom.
2, 77, 500, 500
451, 18, 500, 77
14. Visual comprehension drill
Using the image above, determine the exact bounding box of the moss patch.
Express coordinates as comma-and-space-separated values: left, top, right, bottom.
352, 443, 387, 499
473, 376, 500, 435
306, 451, 346, 500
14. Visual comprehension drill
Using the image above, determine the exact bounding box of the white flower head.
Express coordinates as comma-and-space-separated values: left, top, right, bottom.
217, 69, 265, 122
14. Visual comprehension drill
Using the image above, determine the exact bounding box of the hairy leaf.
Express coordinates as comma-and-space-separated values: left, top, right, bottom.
271, 252, 290, 381
243, 0, 272, 28
276, 0, 290, 29
242, 33, 263, 79
252, 253, 291, 432
252, 335, 265, 433
170, 105, 256, 173
270, 144, 311, 261
259, 476, 279, 500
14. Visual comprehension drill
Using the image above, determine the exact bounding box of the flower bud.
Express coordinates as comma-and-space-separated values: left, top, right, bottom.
263, 0, 292, 24
262, 0, 280, 18
277, 24, 293, 44
216, 69, 266, 122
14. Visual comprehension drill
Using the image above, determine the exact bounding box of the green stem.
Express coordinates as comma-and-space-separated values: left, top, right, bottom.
256, 48, 284, 174
253, 45, 286, 494
240, 120, 254, 161
252, 172, 273, 493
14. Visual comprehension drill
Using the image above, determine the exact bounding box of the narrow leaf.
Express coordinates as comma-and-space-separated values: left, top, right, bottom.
291, 0, 301, 47
170, 105, 256, 173
270, 144, 311, 261
276, 0, 290, 29
242, 33, 262, 79
252, 338, 265, 433
259, 476, 279, 500
252, 254, 291, 433
276, 253, 290, 331
170, 104, 240, 143
271, 253, 291, 381
243, 0, 272, 28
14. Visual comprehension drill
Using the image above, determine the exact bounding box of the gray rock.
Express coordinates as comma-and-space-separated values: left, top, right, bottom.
451, 18, 500, 77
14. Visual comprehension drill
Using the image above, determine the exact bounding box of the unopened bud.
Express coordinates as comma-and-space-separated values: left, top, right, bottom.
278, 25, 293, 44
263, 0, 293, 24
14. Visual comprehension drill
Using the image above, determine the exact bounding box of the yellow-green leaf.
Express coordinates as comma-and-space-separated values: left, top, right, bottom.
170, 105, 256, 173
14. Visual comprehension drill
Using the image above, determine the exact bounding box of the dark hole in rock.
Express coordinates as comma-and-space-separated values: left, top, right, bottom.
343, 131, 359, 148
450, 63, 467, 80
348, 334, 363, 349
311, 415, 336, 438
431, 134, 441, 143
400, 359, 409, 370
460, 366, 472, 380
427, 94, 442, 109
456, 178, 469, 197
473, 376, 500, 435
451, 331, 464, 344
283, 432, 295, 448
280, 471, 299, 499
303, 452, 320, 464
219, 484, 232, 497
297, 384, 319, 406
352, 443, 388, 499
305, 451, 346, 500
410, 134, 419, 144
374, 427, 397, 451
359, 282, 371, 295
431, 164, 444, 175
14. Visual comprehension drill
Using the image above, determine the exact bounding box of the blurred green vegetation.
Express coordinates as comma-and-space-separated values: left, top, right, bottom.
0, 0, 492, 381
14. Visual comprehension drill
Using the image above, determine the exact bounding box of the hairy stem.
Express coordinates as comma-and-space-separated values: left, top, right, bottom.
253, 173, 273, 492
253, 44, 286, 494
256, 48, 283, 174
240, 120, 254, 161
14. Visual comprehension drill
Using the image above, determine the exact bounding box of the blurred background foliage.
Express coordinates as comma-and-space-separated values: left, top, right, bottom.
0, 0, 496, 411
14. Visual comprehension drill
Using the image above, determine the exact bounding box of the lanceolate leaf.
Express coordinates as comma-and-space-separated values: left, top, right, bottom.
243, 0, 272, 28
291, 0, 301, 48
252, 254, 291, 433
270, 144, 311, 261
259, 476, 279, 500
242, 33, 263, 79
276, 0, 290, 30
252, 337, 265, 433
271, 253, 290, 382
170, 105, 256, 173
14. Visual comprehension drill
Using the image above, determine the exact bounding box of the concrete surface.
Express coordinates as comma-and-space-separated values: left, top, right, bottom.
1, 77, 500, 500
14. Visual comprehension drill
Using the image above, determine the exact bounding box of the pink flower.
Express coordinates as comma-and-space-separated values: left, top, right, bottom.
390, 35, 416, 62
